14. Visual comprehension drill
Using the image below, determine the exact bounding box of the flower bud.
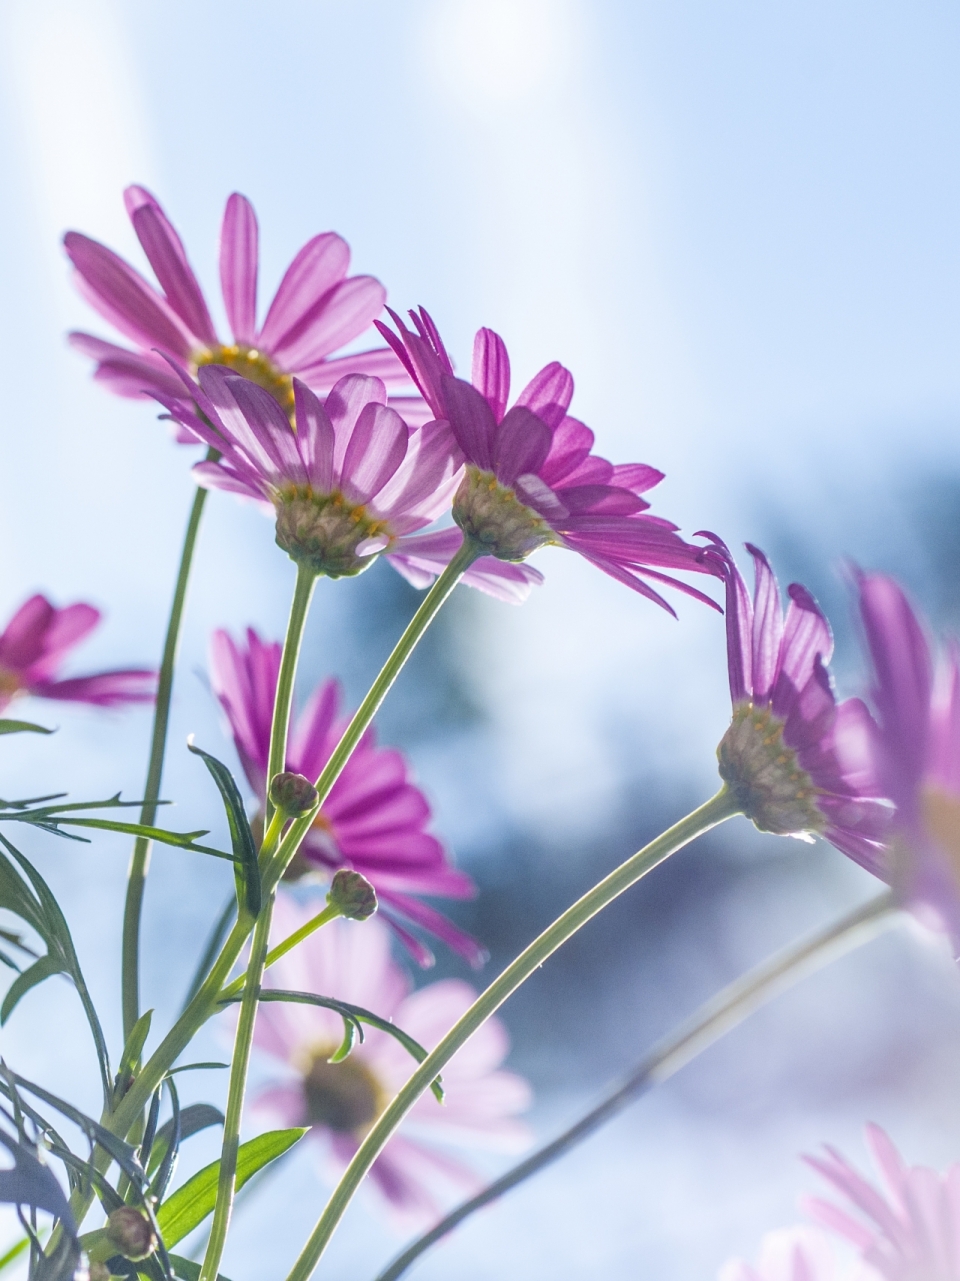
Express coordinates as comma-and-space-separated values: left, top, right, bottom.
453, 467, 556, 562
105, 1208, 157, 1262
269, 771, 319, 818
327, 869, 378, 920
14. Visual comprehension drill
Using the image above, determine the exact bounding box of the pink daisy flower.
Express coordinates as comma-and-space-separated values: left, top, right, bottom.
210, 627, 482, 967
805, 1124, 960, 1281
719, 1227, 864, 1281
706, 539, 891, 860
249, 901, 531, 1225
857, 573, 960, 945
376, 309, 720, 612
162, 362, 542, 600
64, 186, 427, 428
0, 594, 154, 714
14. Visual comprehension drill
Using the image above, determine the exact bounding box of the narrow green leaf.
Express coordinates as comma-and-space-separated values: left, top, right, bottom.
146, 1104, 224, 1179
187, 742, 260, 915
117, 1010, 153, 1085
0, 1235, 29, 1272
165, 1063, 228, 1077
17, 818, 234, 862
156, 1128, 307, 1247
0, 721, 51, 736
0, 955, 63, 1023
168, 1254, 232, 1281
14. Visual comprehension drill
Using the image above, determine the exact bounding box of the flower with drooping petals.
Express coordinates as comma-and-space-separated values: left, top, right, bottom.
706, 540, 890, 861
805, 1124, 960, 1281
211, 627, 481, 966
0, 595, 154, 714
250, 902, 531, 1224
162, 362, 541, 600
377, 309, 720, 612
65, 186, 426, 427
719, 1226, 865, 1281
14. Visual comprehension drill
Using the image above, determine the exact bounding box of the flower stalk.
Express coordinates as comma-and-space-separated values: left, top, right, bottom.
374, 890, 898, 1281
284, 786, 743, 1281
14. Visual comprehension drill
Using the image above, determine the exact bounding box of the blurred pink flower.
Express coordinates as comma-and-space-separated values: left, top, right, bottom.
805, 1124, 960, 1281
250, 901, 531, 1225
706, 539, 891, 859
719, 1226, 866, 1281
65, 186, 427, 427
0, 595, 154, 714
211, 627, 482, 967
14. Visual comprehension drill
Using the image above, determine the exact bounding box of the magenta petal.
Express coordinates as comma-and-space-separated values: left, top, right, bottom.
64, 233, 193, 357
257, 232, 351, 353
0, 596, 58, 670
269, 275, 387, 369
32, 670, 155, 706
293, 379, 336, 492
776, 583, 833, 694
440, 375, 497, 469
746, 543, 784, 703
610, 462, 664, 495
538, 416, 595, 488
515, 360, 574, 430
220, 193, 259, 344
297, 346, 412, 391
69, 333, 187, 400
130, 203, 217, 345
492, 405, 553, 486
472, 328, 510, 422
339, 403, 409, 505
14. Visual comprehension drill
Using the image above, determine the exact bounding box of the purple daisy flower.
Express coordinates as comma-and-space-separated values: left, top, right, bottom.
707, 541, 890, 862
0, 595, 154, 713
65, 186, 427, 428
805, 1124, 960, 1281
856, 572, 960, 944
250, 902, 530, 1226
162, 361, 542, 598
210, 627, 482, 967
376, 309, 720, 612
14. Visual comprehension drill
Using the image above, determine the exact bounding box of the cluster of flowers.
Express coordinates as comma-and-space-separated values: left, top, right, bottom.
4, 185, 954, 1225
723, 1125, 960, 1281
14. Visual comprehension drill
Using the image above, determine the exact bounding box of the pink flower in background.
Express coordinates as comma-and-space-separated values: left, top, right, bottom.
805, 1124, 960, 1281
250, 903, 531, 1225
162, 362, 540, 599
377, 309, 720, 612
719, 1227, 863, 1281
857, 573, 960, 945
64, 186, 427, 427
211, 627, 482, 967
707, 539, 891, 861
0, 595, 155, 713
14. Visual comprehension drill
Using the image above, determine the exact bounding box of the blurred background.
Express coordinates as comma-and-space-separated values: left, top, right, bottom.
2, 1, 960, 1277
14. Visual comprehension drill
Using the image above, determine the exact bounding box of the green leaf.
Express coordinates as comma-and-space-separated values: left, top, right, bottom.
0, 955, 63, 1023
0, 720, 51, 736
187, 742, 261, 916
146, 1104, 224, 1178
117, 1009, 153, 1085
156, 1129, 307, 1247
16, 818, 234, 863
168, 1254, 232, 1281
0, 1236, 29, 1272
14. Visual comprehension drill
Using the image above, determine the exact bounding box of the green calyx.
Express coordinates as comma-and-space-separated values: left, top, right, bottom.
274, 486, 388, 578
717, 703, 825, 837
453, 467, 557, 562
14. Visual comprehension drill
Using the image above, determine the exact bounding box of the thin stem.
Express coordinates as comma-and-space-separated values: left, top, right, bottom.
374, 890, 898, 1281
122, 464, 214, 1038
267, 536, 480, 887
220, 903, 340, 1000
199, 563, 316, 1281
285, 786, 742, 1281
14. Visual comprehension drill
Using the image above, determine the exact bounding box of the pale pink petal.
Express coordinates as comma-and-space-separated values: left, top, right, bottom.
258, 232, 351, 353
271, 276, 387, 369
220, 193, 259, 343
472, 328, 510, 422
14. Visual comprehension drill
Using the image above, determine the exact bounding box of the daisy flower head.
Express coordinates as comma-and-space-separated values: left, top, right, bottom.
857, 572, 960, 945
210, 627, 482, 967
377, 309, 722, 613
805, 1124, 960, 1281
706, 540, 890, 863
64, 186, 426, 428
0, 595, 154, 714
250, 901, 531, 1225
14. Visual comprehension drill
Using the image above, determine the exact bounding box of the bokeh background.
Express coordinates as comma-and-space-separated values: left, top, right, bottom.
2, 2, 960, 1277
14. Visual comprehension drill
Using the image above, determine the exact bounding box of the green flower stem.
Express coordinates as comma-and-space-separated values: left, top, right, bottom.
200, 563, 317, 1281
374, 890, 898, 1281
265, 536, 482, 887
285, 786, 743, 1281
220, 903, 341, 1000
122, 462, 215, 1038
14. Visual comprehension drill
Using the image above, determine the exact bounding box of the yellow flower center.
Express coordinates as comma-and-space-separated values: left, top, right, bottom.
194, 344, 295, 420
299, 1046, 387, 1135
274, 485, 390, 578
717, 702, 825, 836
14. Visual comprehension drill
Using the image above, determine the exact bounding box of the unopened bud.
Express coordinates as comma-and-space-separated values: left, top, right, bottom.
105, 1208, 157, 1262
327, 869, 378, 920
269, 771, 319, 817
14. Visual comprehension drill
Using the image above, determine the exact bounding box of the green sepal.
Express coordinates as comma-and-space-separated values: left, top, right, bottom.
0, 720, 51, 736
155, 1128, 307, 1247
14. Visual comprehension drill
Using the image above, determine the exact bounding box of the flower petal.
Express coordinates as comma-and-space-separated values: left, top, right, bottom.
440, 375, 497, 469
339, 402, 409, 505
257, 232, 351, 353
472, 328, 510, 422
129, 200, 217, 345
269, 275, 387, 369
492, 405, 553, 486
515, 360, 574, 430
219, 193, 259, 343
